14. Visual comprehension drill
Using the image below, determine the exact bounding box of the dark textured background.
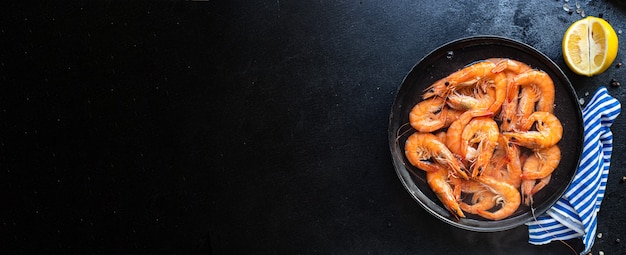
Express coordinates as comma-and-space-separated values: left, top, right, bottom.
2, 1, 626, 254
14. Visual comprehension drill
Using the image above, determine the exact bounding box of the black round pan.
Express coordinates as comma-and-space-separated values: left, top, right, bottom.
388, 36, 584, 232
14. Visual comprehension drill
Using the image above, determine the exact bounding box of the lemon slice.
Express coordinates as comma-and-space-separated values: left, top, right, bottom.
562, 16, 619, 76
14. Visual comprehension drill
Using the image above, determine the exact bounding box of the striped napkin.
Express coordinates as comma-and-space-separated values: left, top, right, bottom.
526, 87, 621, 254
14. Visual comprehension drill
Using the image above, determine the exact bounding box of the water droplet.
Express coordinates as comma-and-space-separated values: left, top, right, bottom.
446, 51, 454, 59
563, 3, 570, 12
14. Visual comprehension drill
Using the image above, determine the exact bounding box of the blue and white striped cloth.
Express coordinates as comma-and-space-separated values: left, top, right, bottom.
527, 87, 621, 254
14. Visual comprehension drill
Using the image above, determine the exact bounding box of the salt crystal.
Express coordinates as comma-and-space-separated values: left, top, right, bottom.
563, 3, 571, 12
579, 98, 585, 105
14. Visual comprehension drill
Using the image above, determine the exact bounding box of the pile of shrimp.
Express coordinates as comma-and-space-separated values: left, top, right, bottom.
403, 58, 562, 220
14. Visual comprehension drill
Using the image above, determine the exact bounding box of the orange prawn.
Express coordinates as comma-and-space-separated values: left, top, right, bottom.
513, 70, 555, 113
404, 132, 468, 179
426, 166, 465, 218
460, 190, 497, 215
423, 61, 506, 105
409, 97, 448, 132
489, 58, 533, 131
445, 109, 493, 157
459, 179, 497, 214
503, 111, 562, 149
475, 176, 521, 220
446, 86, 496, 111
521, 145, 561, 180
461, 116, 499, 177
484, 135, 522, 188
522, 175, 552, 206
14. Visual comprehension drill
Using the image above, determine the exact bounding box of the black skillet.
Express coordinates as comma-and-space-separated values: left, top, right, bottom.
388, 36, 584, 232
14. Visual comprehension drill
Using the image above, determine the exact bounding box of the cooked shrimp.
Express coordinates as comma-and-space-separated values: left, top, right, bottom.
499, 97, 519, 132
504, 139, 523, 188
457, 179, 495, 214
427, 166, 465, 218
409, 97, 448, 132
491, 58, 533, 80
521, 179, 536, 206
475, 176, 521, 220
489, 59, 532, 131
446, 88, 495, 111
423, 61, 505, 101
521, 145, 561, 180
521, 175, 552, 206
503, 111, 562, 149
514, 87, 540, 129
460, 189, 497, 215
513, 70, 555, 113
445, 109, 493, 157
480, 140, 508, 180
485, 135, 522, 188
461, 117, 499, 177
486, 74, 508, 114
531, 175, 551, 195
404, 132, 468, 179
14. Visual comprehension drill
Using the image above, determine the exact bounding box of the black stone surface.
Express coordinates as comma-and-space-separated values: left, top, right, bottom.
2, 1, 626, 254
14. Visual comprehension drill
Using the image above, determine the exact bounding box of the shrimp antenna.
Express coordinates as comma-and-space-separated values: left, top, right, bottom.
392, 122, 415, 166
530, 207, 577, 255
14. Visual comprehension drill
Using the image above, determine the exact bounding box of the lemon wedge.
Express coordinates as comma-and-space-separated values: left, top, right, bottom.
562, 16, 619, 76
